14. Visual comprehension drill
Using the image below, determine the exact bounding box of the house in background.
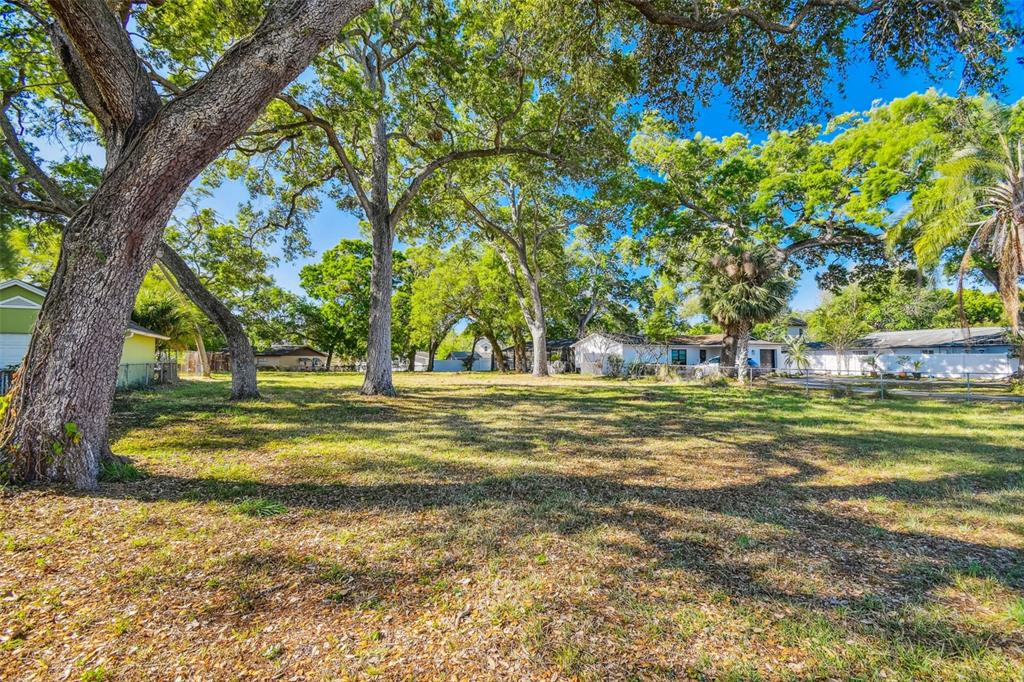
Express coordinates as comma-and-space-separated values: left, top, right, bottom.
254, 344, 329, 370
784, 316, 807, 338
573, 331, 784, 376
430, 338, 494, 372
0, 279, 172, 391
805, 327, 1019, 378
501, 338, 577, 373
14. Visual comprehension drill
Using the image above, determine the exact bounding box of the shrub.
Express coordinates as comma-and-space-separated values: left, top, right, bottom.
233, 497, 287, 518
700, 373, 729, 388
606, 355, 624, 378
99, 459, 147, 483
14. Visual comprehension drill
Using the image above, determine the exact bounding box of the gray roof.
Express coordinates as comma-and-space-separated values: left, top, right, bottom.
127, 321, 170, 340
816, 327, 1012, 351
446, 351, 483, 360
503, 338, 579, 352
255, 344, 327, 357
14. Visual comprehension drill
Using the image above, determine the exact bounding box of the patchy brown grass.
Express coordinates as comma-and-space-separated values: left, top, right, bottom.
2, 372, 1023, 680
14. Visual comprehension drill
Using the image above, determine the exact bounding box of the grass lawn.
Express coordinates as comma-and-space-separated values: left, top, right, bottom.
2, 372, 1023, 680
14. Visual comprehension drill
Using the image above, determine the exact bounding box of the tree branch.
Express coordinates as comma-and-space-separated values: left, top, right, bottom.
46, 0, 162, 144
0, 97, 79, 216
390, 146, 558, 226
277, 92, 373, 218
618, 0, 882, 34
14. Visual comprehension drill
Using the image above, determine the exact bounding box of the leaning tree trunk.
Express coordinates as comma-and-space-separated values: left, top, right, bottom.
158, 244, 259, 399
193, 326, 212, 378
0, 186, 180, 487
0, 0, 370, 489
484, 331, 508, 372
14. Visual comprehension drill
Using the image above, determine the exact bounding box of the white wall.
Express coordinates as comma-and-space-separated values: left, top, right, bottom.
805, 347, 1017, 378
431, 355, 493, 372
574, 336, 785, 376
0, 333, 31, 369
575, 336, 624, 375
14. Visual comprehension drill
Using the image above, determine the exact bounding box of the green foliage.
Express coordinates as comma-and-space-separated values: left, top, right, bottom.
233, 497, 288, 518
80, 667, 108, 682
696, 244, 794, 344
98, 460, 147, 483
133, 289, 203, 352
783, 335, 811, 371
296, 239, 375, 363
564, 1, 1014, 126
807, 287, 872, 354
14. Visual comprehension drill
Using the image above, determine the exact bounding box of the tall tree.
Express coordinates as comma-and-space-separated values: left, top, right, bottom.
408, 244, 475, 371
0, 0, 370, 489
904, 102, 1024, 362
807, 285, 873, 371
230, 1, 602, 395
630, 106, 952, 366
297, 239, 384, 369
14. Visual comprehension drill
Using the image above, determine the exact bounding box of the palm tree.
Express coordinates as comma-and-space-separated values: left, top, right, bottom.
911, 130, 1024, 368
698, 244, 795, 370
783, 334, 811, 374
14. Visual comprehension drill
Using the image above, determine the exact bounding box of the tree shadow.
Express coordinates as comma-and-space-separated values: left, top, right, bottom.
78, 375, 1024, 666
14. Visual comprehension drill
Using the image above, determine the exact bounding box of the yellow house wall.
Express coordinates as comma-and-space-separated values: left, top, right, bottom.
120, 334, 157, 364
256, 354, 324, 369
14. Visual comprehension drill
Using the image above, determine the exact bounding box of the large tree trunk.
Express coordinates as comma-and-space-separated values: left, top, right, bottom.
427, 339, 438, 372
528, 323, 548, 378
407, 349, 416, 372
0, 0, 369, 489
720, 323, 738, 369
484, 331, 508, 372
735, 320, 752, 380
158, 244, 259, 399
360, 110, 396, 396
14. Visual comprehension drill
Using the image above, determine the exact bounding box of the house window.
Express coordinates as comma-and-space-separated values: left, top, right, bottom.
699, 349, 707, 362
670, 349, 687, 365
922, 350, 934, 355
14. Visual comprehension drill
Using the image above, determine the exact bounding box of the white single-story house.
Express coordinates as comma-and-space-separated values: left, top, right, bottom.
1, 278, 170, 391
805, 327, 1019, 378
573, 331, 784, 376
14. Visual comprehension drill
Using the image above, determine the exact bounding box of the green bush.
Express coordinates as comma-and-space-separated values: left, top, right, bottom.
233, 497, 288, 518
98, 459, 147, 483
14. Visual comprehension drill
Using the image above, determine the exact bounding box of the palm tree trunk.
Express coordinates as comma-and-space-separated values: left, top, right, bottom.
194, 327, 211, 378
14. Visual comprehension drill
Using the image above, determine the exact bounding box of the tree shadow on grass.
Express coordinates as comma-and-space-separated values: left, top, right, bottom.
88, 376, 1024, 665
111, 379, 1022, 472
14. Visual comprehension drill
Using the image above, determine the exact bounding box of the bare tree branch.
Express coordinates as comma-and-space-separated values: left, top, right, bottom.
277, 92, 373, 218
0, 96, 79, 215
390, 145, 558, 226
